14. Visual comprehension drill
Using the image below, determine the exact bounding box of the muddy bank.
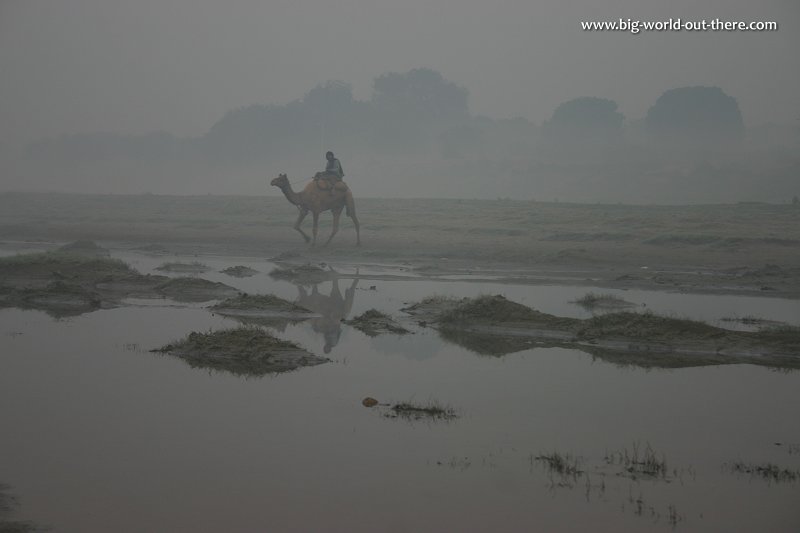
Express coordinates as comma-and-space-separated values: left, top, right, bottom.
210, 294, 316, 329
344, 309, 411, 337
151, 327, 328, 376
220, 265, 259, 277
0, 244, 238, 315
403, 295, 800, 368
4, 193, 799, 298
0, 246, 157, 316
155, 277, 238, 302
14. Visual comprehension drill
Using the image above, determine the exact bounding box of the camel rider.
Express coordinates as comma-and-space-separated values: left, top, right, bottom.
314, 151, 345, 195
323, 151, 344, 181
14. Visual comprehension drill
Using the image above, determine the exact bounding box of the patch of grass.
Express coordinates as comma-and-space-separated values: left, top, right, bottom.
439, 295, 564, 325
151, 326, 328, 377
726, 461, 800, 483
351, 309, 388, 321
534, 452, 583, 477
210, 293, 313, 330
0, 250, 176, 316
0, 250, 133, 277
405, 294, 800, 368
400, 295, 461, 323
385, 400, 458, 421
156, 277, 237, 302
211, 293, 309, 313
154, 327, 300, 354
720, 315, 767, 325
604, 442, 668, 479
523, 445, 687, 526
345, 309, 410, 336
577, 311, 723, 342
220, 265, 258, 277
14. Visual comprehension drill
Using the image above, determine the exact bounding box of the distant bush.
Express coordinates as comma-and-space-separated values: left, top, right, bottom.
645, 86, 744, 146
543, 97, 624, 143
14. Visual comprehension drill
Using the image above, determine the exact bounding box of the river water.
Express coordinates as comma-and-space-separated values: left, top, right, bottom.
1, 249, 798, 532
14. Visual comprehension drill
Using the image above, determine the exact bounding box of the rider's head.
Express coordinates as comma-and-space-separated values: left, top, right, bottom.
326, 151, 334, 160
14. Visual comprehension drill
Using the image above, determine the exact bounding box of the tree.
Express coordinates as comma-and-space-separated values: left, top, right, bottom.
369, 68, 469, 152
302, 81, 356, 120
543, 97, 624, 142
201, 82, 367, 162
645, 86, 744, 145
372, 68, 469, 122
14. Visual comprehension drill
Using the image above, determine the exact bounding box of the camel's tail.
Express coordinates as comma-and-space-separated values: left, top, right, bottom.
345, 190, 356, 218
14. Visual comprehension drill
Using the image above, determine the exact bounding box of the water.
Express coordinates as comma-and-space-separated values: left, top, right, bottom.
1, 249, 799, 532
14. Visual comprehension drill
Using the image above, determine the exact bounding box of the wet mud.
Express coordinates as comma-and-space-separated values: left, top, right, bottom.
151, 327, 328, 377
403, 295, 800, 368
210, 293, 317, 330
0, 243, 238, 315
2, 195, 800, 533
154, 277, 238, 302
344, 309, 411, 337
219, 265, 259, 277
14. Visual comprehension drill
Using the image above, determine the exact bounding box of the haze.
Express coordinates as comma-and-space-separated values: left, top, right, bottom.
0, 0, 798, 202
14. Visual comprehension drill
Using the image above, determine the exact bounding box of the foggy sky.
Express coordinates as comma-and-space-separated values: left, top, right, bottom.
1, 0, 797, 146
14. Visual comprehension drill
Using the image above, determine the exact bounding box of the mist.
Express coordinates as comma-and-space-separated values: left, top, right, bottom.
1, 0, 798, 203
3, 3, 800, 531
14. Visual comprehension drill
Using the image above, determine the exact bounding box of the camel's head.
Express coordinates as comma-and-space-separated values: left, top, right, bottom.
270, 173, 289, 187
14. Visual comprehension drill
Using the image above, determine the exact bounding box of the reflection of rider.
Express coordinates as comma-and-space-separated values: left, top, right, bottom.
295, 269, 358, 354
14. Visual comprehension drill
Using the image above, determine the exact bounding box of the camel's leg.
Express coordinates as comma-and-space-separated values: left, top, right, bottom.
293, 208, 311, 243
324, 207, 343, 246
311, 211, 319, 247
351, 213, 361, 246
345, 191, 361, 246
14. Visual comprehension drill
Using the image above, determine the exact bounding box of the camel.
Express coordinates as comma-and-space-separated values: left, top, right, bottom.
270, 173, 361, 246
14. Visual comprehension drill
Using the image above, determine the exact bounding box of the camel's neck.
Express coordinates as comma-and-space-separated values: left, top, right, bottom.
278, 183, 303, 206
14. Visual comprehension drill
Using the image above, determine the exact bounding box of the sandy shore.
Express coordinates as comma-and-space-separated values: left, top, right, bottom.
1, 191, 799, 298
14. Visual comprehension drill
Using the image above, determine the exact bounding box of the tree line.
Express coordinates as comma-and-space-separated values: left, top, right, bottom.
23, 68, 750, 166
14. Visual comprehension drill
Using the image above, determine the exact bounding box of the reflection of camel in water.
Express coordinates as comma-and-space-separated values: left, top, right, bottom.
270, 173, 361, 247
295, 273, 358, 354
